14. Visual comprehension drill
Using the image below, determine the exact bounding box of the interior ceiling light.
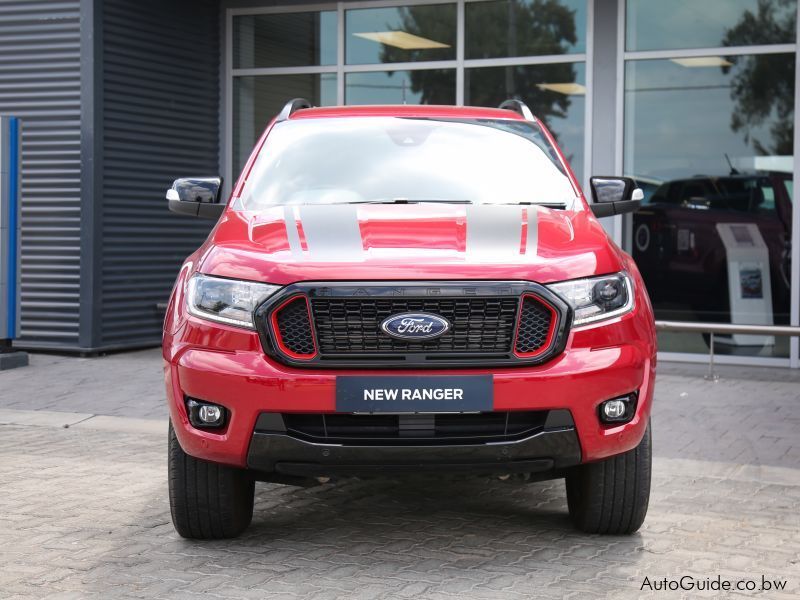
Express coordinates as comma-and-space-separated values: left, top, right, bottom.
670, 56, 733, 68
353, 31, 450, 50
536, 82, 587, 95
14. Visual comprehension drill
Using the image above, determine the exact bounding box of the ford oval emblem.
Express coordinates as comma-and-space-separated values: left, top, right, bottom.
380, 312, 450, 340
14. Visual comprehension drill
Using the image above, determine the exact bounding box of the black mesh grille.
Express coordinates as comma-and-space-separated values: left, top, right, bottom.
279, 411, 549, 445
275, 297, 315, 356
514, 296, 554, 354
311, 297, 519, 354
263, 284, 567, 367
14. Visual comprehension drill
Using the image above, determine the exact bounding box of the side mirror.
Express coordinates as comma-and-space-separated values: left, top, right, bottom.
167, 177, 225, 219
588, 176, 643, 218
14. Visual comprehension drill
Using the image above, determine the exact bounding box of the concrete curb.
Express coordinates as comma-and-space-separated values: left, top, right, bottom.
0, 408, 163, 435
75, 414, 166, 435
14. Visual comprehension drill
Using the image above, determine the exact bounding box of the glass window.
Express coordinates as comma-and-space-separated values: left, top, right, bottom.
465, 62, 585, 180
624, 55, 794, 358
345, 69, 456, 105
233, 12, 337, 68
626, 0, 797, 52
239, 117, 578, 210
233, 74, 337, 175
625, 56, 793, 179
346, 4, 457, 65
466, 0, 587, 59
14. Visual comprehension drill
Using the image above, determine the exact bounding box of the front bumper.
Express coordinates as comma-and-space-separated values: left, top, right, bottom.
247, 410, 581, 477
164, 300, 656, 470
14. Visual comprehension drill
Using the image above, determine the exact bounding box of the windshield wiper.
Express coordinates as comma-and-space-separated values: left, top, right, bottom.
341, 199, 567, 208
489, 201, 568, 209
345, 198, 472, 205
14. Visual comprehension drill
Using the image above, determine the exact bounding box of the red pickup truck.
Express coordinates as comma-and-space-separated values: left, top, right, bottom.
163, 100, 656, 539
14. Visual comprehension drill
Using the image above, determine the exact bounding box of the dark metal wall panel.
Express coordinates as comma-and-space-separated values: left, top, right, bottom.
0, 0, 83, 347
100, 0, 220, 347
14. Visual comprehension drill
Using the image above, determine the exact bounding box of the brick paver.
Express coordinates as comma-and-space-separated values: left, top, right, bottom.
1, 353, 799, 598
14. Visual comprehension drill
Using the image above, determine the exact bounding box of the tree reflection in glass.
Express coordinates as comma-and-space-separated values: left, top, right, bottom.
723, 0, 796, 155
465, 0, 585, 58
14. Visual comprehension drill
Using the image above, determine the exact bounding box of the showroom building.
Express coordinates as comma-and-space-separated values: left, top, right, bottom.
1, 0, 798, 367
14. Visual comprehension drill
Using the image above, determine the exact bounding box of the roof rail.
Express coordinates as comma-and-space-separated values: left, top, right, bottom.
277, 98, 313, 121
498, 99, 535, 121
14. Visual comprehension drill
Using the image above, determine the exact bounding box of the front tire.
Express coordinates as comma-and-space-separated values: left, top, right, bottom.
168, 422, 255, 539
565, 422, 652, 534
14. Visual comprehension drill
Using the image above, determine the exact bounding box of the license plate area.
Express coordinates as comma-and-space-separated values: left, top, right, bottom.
336, 375, 493, 413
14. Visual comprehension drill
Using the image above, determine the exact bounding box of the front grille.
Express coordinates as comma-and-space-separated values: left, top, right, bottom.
257, 282, 569, 368
281, 411, 548, 446
312, 297, 519, 354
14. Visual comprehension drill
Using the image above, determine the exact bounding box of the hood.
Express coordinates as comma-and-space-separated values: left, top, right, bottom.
199, 204, 623, 284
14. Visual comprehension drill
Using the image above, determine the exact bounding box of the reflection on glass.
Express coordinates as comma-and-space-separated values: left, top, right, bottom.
233, 74, 336, 175
466, 0, 586, 58
345, 70, 455, 105
625, 55, 794, 181
465, 62, 585, 180
346, 4, 456, 64
626, 0, 796, 51
625, 55, 794, 358
233, 12, 337, 68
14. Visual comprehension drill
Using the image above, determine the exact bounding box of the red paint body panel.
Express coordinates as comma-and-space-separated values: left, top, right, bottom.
163, 104, 657, 470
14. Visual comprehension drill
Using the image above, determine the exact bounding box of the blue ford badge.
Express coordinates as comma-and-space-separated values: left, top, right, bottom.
380, 312, 450, 340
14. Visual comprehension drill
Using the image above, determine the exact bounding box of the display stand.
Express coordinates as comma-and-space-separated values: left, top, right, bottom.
715, 223, 775, 348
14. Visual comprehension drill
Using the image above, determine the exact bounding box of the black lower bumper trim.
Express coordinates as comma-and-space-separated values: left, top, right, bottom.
246, 428, 581, 477
275, 459, 554, 477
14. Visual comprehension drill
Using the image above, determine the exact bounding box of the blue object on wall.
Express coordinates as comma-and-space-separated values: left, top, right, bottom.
7, 116, 19, 339
2, 116, 21, 341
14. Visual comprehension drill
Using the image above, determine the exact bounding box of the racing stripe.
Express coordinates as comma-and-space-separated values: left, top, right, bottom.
466, 205, 526, 260
283, 206, 303, 256
298, 205, 364, 260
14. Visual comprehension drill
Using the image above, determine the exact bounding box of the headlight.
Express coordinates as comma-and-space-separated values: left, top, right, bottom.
187, 274, 280, 329
547, 273, 634, 326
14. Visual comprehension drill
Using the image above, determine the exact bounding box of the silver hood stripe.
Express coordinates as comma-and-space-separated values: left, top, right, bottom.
283, 206, 303, 255
297, 204, 364, 260
466, 205, 534, 260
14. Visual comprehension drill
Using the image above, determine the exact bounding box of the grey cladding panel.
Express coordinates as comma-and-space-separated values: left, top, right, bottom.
0, 0, 82, 347
101, 0, 220, 347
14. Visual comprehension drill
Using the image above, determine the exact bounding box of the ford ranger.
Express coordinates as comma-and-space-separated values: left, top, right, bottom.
163, 99, 656, 539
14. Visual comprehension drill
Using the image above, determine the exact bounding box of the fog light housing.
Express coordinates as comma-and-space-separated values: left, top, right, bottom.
186, 398, 227, 429
599, 394, 637, 424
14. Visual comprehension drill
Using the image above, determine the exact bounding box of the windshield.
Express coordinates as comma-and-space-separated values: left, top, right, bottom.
237, 117, 578, 210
